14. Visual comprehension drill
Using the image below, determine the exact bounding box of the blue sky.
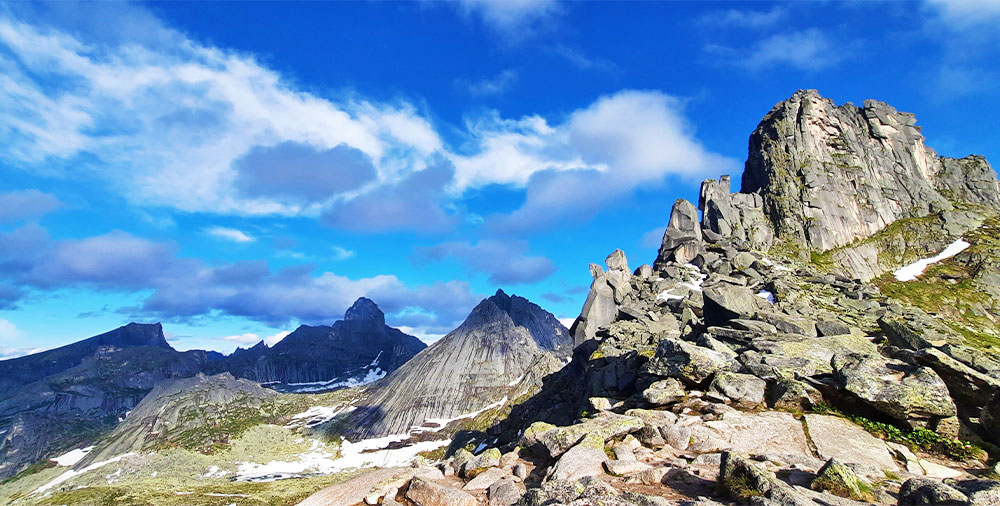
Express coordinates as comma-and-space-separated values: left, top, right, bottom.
0, 0, 998, 355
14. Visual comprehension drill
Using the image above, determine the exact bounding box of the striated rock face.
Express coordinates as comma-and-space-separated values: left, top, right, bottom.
742, 89, 999, 252
212, 297, 426, 387
572, 250, 635, 346
348, 290, 569, 438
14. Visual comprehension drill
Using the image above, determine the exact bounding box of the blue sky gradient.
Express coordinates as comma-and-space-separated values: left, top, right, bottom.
0, 0, 998, 355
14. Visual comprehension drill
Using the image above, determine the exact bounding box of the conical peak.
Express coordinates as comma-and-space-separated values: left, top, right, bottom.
344, 297, 385, 326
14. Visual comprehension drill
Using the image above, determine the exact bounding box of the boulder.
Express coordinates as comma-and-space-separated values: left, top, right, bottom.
487, 477, 524, 506
981, 389, 1000, 444
544, 433, 608, 482
707, 372, 766, 408
686, 410, 812, 456
462, 447, 501, 478
757, 311, 818, 337
703, 284, 765, 326
533, 412, 643, 458
574, 250, 634, 345
769, 378, 825, 411
833, 353, 957, 432
803, 414, 899, 474
406, 477, 476, 506
644, 338, 730, 385
642, 378, 686, 405
810, 458, 870, 501
816, 320, 852, 337
655, 199, 703, 269
909, 347, 1000, 409
464, 466, 509, 491
897, 477, 968, 505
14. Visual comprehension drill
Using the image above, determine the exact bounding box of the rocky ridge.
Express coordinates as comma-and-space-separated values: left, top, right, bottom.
299, 90, 1000, 506
212, 297, 427, 388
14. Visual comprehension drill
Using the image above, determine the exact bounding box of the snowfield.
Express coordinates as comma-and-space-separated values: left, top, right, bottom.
893, 239, 971, 281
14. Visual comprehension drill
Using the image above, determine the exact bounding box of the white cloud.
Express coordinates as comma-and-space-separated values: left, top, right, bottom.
0, 318, 21, 340
557, 317, 576, 328
925, 0, 1000, 27
204, 226, 255, 243
549, 45, 619, 73
221, 333, 261, 345
457, 69, 518, 96
220, 330, 289, 346
0, 8, 729, 233
451, 90, 733, 192
330, 246, 355, 261
703, 7, 787, 29
455, 0, 560, 35
264, 330, 290, 346
706, 29, 844, 71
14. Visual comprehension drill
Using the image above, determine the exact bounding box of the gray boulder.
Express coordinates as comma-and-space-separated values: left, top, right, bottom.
897, 477, 968, 505
708, 371, 767, 408
703, 284, 766, 326
643, 338, 730, 385
656, 199, 703, 269
833, 353, 957, 433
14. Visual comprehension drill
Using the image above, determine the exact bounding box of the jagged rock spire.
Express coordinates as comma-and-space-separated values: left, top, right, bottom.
344, 297, 386, 327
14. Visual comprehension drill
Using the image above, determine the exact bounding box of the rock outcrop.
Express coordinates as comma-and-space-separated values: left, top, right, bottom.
742, 89, 999, 253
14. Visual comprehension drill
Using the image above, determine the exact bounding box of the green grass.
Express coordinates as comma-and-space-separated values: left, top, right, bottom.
811, 403, 986, 462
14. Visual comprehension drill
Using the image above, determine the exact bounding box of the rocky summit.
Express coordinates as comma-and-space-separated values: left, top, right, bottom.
212, 297, 427, 389
347, 289, 571, 438
3, 90, 1000, 506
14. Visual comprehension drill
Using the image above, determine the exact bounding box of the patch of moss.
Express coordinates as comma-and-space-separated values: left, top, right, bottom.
810, 404, 986, 461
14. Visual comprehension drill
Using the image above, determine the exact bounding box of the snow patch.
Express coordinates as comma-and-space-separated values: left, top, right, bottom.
234, 435, 450, 482
507, 374, 526, 387
51, 446, 95, 467
756, 290, 775, 304
35, 453, 136, 495
286, 405, 355, 429
283, 368, 386, 393
894, 239, 971, 281
412, 396, 509, 434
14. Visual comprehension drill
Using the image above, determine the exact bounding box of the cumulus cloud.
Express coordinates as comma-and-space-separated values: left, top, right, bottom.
0, 189, 61, 223
0, 6, 729, 234
454, 90, 735, 232
0, 225, 480, 331
204, 226, 256, 243
706, 29, 845, 71
415, 239, 555, 284
221, 333, 261, 345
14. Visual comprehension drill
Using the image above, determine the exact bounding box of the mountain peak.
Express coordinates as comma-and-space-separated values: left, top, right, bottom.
344, 297, 385, 326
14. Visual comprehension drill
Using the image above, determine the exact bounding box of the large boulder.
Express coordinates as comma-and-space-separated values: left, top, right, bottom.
531, 412, 643, 458
655, 199, 703, 268
544, 433, 608, 482
406, 477, 477, 506
708, 371, 766, 408
702, 284, 766, 326
833, 353, 957, 432
810, 458, 870, 501
643, 338, 730, 385
897, 477, 968, 505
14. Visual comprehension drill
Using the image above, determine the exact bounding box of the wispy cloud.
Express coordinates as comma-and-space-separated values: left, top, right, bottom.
639, 225, 666, 249
706, 29, 845, 71
454, 0, 561, 38
550, 45, 620, 73
204, 226, 256, 243
414, 239, 555, 284
456, 69, 519, 96
700, 6, 787, 29
330, 246, 355, 261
